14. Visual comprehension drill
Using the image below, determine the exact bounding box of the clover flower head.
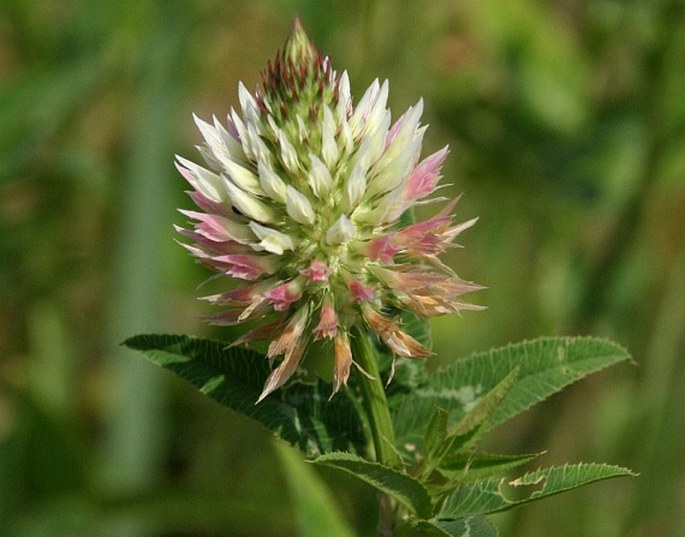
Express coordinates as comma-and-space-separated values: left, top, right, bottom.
176, 18, 483, 402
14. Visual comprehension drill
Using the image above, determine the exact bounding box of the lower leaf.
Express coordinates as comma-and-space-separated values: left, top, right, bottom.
414, 515, 499, 537
438, 463, 636, 518
123, 334, 365, 457
312, 452, 434, 519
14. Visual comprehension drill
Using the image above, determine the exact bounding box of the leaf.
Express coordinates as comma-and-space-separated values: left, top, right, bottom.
275, 443, 358, 537
123, 334, 365, 457
437, 451, 544, 482
422, 369, 519, 479
448, 366, 519, 442
394, 337, 631, 451
414, 515, 499, 537
423, 407, 449, 465
438, 463, 636, 518
312, 452, 434, 519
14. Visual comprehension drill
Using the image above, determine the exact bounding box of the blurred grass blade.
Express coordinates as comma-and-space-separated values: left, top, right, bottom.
276, 443, 358, 537
101, 4, 191, 537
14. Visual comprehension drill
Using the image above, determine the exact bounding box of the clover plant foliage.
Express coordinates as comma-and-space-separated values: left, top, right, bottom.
126, 19, 635, 537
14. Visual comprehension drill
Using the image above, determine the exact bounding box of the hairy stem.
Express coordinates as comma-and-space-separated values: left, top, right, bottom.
351, 328, 399, 468
351, 328, 399, 536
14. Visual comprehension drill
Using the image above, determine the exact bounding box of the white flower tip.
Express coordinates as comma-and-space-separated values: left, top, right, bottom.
249, 221, 295, 255
286, 185, 315, 225
326, 215, 356, 245
192, 112, 210, 129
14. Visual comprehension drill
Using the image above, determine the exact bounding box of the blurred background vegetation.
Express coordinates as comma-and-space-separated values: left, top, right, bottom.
1, 0, 684, 535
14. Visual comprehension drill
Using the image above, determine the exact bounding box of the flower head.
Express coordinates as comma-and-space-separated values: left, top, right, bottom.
177, 19, 483, 402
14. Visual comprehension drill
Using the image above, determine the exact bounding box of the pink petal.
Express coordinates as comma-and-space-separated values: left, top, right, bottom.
187, 190, 225, 214
348, 278, 375, 302
313, 298, 338, 340
300, 259, 332, 282
213, 254, 276, 280
180, 210, 241, 243
402, 146, 449, 202
385, 114, 404, 147
367, 234, 399, 264
264, 278, 305, 311
226, 115, 240, 140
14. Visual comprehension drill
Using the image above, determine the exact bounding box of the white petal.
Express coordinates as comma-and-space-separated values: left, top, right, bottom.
369, 129, 425, 198
321, 105, 339, 168
367, 110, 391, 166
349, 79, 379, 135
215, 115, 248, 164
258, 162, 287, 203
286, 185, 315, 225
222, 159, 263, 196
238, 82, 260, 123
339, 116, 354, 155
195, 144, 221, 170
336, 71, 352, 119
277, 129, 300, 173
352, 137, 374, 175
376, 99, 424, 173
244, 123, 271, 168
223, 180, 276, 223
175, 155, 224, 202
343, 162, 366, 211
193, 114, 226, 162
326, 214, 356, 245
365, 80, 390, 135
307, 154, 333, 199
198, 114, 258, 179
366, 100, 425, 201
248, 221, 296, 255
230, 108, 254, 161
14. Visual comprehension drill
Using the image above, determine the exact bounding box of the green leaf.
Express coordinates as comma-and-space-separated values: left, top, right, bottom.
438, 463, 636, 518
394, 337, 631, 451
414, 515, 499, 537
422, 369, 519, 480
423, 407, 449, 465
275, 443, 358, 537
437, 451, 544, 482
448, 366, 519, 442
123, 334, 365, 457
312, 452, 434, 519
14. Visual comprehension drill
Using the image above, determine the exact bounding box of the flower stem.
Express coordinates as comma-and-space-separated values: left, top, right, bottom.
352, 327, 399, 468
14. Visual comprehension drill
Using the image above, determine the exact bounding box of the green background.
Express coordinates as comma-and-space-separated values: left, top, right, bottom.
1, 0, 684, 535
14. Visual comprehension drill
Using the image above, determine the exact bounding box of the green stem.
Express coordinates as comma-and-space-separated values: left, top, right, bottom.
351, 328, 399, 468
